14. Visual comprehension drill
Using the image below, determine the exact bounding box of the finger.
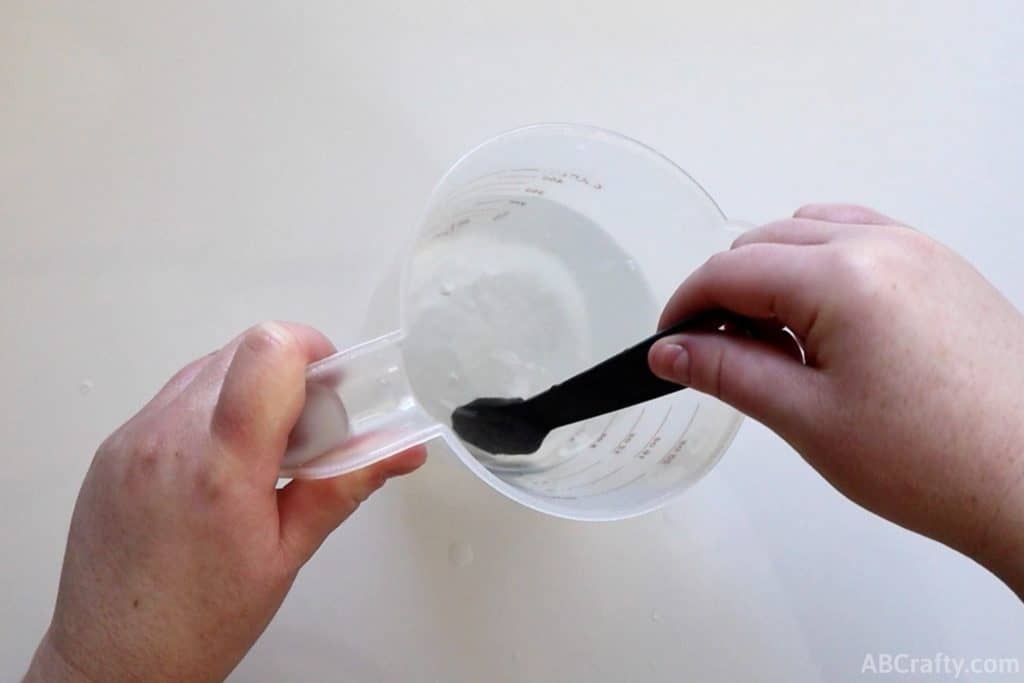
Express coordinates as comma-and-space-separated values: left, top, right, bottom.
209, 322, 335, 480
649, 331, 821, 435
658, 243, 826, 340
793, 203, 903, 226
276, 447, 427, 568
188, 321, 331, 405
732, 218, 849, 248
181, 330, 266, 405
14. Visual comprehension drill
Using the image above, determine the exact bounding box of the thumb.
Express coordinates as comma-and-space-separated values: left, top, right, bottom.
649, 331, 820, 434
210, 322, 335, 483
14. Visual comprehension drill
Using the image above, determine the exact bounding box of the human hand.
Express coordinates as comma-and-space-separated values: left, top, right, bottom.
649, 204, 1024, 597
24, 322, 426, 682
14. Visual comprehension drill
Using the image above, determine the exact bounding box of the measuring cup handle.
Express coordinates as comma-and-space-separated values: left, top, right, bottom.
279, 332, 445, 479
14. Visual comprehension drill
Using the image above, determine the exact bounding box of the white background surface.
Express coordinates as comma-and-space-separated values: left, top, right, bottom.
3, 1, 1023, 681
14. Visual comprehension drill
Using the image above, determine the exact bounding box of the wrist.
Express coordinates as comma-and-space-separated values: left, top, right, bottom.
966, 435, 1024, 599
974, 501, 1024, 600
23, 630, 94, 683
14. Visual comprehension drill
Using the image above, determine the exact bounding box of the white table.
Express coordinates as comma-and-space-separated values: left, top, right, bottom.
2, 2, 1022, 680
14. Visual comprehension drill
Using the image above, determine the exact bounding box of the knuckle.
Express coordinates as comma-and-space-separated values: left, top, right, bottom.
705, 250, 729, 269
313, 485, 362, 525
132, 431, 168, 468
344, 473, 385, 507
96, 428, 127, 462
116, 429, 171, 489
829, 244, 891, 298
211, 400, 254, 448
710, 346, 729, 400
897, 226, 940, 254
703, 250, 733, 276
363, 472, 388, 499
328, 472, 386, 516
691, 341, 727, 399
192, 457, 233, 505
793, 203, 821, 218
829, 234, 937, 302
91, 432, 127, 481
336, 493, 362, 520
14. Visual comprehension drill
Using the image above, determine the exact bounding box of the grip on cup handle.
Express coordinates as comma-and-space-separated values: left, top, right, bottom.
278, 332, 445, 480
281, 383, 351, 470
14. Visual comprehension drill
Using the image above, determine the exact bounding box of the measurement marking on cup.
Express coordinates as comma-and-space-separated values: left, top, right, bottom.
436, 217, 472, 237
567, 423, 589, 441
448, 171, 539, 191
445, 168, 595, 202
531, 424, 593, 478
451, 209, 499, 220
446, 182, 531, 200
586, 472, 646, 497
636, 408, 673, 459
465, 182, 529, 192
544, 458, 603, 483
560, 171, 604, 190
589, 415, 619, 449
572, 465, 625, 491
613, 408, 646, 455
456, 169, 540, 185
659, 407, 700, 465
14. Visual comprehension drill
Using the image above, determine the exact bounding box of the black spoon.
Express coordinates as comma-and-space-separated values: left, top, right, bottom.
451, 311, 750, 455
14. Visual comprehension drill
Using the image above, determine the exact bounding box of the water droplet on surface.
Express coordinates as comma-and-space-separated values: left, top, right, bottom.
440, 282, 454, 296
448, 541, 474, 568
78, 380, 94, 396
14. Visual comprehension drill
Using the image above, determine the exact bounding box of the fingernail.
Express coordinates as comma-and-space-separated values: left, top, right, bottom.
654, 341, 690, 384
250, 321, 293, 350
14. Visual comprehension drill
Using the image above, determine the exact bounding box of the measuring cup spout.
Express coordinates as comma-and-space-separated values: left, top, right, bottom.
279, 331, 446, 479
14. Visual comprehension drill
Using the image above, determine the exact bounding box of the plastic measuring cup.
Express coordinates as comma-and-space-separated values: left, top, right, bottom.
280, 124, 744, 521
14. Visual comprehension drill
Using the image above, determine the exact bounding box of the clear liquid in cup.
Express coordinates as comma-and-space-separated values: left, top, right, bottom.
402, 196, 658, 475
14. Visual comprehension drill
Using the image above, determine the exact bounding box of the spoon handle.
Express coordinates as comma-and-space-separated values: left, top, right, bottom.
525, 311, 751, 430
